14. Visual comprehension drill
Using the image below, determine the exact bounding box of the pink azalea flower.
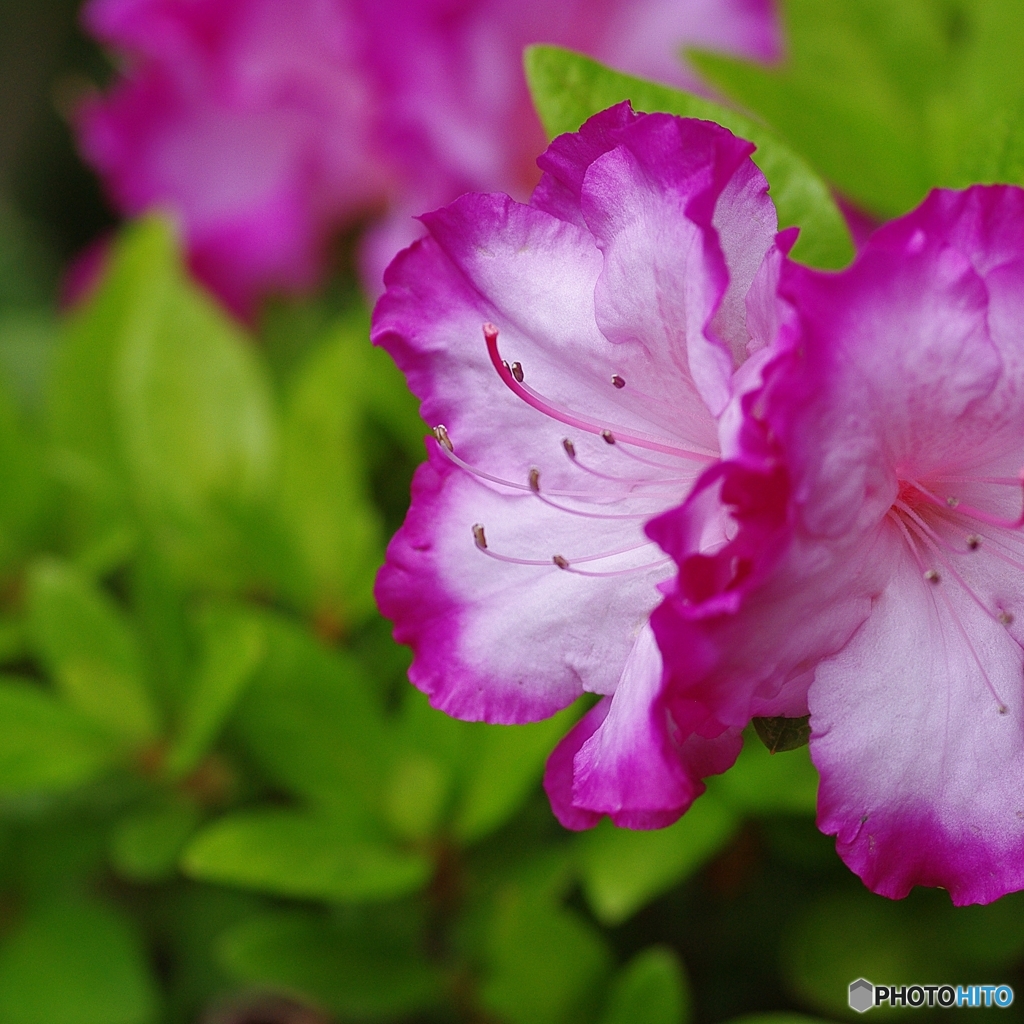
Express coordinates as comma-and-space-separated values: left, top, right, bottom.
76, 0, 779, 316
76, 0, 385, 320
373, 103, 788, 829
355, 0, 781, 290
649, 186, 1024, 905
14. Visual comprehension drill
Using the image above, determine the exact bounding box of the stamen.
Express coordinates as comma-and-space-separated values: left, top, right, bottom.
511, 362, 524, 383
913, 477, 1024, 530
482, 323, 716, 462
924, 568, 941, 584
559, 437, 694, 491
433, 424, 454, 452
896, 510, 1015, 711
611, 374, 626, 389
967, 535, 981, 550
529, 466, 667, 520
602, 430, 615, 445
473, 523, 487, 549
564, 556, 674, 578
1000, 610, 1015, 626
553, 555, 570, 569
436, 430, 646, 498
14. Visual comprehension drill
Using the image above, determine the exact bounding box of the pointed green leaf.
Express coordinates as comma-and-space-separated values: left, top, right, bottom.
0, 678, 120, 795
231, 612, 390, 814
482, 886, 611, 1024
166, 602, 265, 778
707, 729, 819, 815
578, 795, 738, 925
182, 810, 431, 902
524, 45, 853, 270
109, 803, 202, 882
600, 947, 691, 1024
453, 702, 582, 844
219, 911, 442, 1019
26, 559, 159, 742
0, 898, 159, 1024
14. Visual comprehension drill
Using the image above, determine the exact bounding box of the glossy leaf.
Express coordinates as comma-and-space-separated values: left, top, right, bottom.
0, 678, 120, 795
578, 795, 738, 925
524, 45, 853, 270
707, 730, 819, 815
26, 558, 159, 742
165, 602, 265, 778
231, 612, 390, 814
453, 702, 582, 844
600, 946, 691, 1024
109, 803, 202, 882
0, 898, 159, 1024
181, 810, 431, 902
691, 0, 1024, 216
481, 885, 611, 1024
277, 306, 423, 626
219, 911, 442, 1019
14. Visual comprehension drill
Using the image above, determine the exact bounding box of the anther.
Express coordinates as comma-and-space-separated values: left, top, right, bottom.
611, 374, 626, 389
562, 438, 576, 459
433, 425, 454, 452
601, 429, 615, 445
510, 361, 524, 383
528, 467, 540, 493
472, 524, 487, 550
947, 496, 960, 508
553, 555, 570, 569
502, 359, 511, 374
924, 569, 941, 584
1000, 610, 1015, 626
967, 534, 982, 550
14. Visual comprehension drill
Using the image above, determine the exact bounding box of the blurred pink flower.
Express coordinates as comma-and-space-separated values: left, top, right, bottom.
372, 104, 787, 828
650, 186, 1024, 905
354, 0, 781, 289
77, 0, 386, 319
76, 0, 779, 317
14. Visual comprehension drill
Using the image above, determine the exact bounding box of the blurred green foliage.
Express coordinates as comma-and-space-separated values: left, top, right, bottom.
3, 2, 1024, 1023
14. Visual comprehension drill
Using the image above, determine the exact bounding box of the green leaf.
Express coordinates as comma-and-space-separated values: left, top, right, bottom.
707, 729, 819, 815
0, 898, 159, 1024
690, 0, 1024, 216
481, 886, 611, 1024
231, 612, 390, 814
752, 715, 811, 753
109, 802, 201, 882
49, 217, 277, 587
578, 795, 738, 925
219, 911, 442, 1019
781, 890, 952, 1018
453, 702, 582, 844
524, 45, 853, 270
166, 602, 265, 778
182, 810, 432, 902
277, 306, 423, 626
26, 558, 160, 742
0, 678, 120, 796
600, 947, 691, 1024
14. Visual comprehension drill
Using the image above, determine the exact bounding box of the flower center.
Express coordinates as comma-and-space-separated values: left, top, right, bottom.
435, 322, 716, 579
887, 473, 1024, 714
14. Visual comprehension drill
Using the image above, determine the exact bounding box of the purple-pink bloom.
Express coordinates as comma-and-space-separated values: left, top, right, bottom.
354, 0, 781, 289
77, 0, 780, 316
373, 103, 787, 828
650, 186, 1024, 905
77, 0, 385, 319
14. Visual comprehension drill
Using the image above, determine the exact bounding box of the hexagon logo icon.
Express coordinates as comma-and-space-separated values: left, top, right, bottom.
849, 979, 874, 1013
